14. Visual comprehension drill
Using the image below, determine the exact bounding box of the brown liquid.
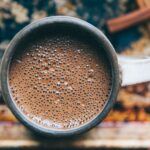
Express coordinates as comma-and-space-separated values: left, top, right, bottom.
9, 35, 112, 130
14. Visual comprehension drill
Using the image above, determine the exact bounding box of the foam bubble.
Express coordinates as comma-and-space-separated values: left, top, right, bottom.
9, 34, 112, 130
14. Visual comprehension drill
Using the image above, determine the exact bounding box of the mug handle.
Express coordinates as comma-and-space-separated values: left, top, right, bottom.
118, 55, 150, 86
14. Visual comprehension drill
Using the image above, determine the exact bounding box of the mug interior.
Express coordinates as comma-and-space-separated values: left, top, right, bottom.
0, 16, 120, 137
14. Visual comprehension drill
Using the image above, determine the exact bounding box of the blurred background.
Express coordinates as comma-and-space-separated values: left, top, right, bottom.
0, 0, 150, 149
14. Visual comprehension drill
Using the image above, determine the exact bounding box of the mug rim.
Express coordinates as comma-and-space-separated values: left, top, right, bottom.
0, 16, 120, 137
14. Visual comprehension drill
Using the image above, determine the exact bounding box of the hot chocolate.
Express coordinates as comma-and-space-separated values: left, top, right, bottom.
9, 34, 112, 130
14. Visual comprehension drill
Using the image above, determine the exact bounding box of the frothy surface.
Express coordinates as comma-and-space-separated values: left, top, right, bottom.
9, 35, 112, 130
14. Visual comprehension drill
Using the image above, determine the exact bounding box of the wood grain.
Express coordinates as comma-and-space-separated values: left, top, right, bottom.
0, 122, 150, 149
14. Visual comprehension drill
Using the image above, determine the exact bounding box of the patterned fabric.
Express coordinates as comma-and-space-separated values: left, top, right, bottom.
0, 0, 136, 51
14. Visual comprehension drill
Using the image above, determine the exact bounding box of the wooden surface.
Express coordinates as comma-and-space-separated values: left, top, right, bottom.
0, 122, 150, 149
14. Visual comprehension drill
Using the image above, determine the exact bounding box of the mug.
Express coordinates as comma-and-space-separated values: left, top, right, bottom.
0, 16, 150, 137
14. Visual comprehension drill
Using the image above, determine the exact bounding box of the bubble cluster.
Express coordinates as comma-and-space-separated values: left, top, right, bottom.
9, 35, 112, 130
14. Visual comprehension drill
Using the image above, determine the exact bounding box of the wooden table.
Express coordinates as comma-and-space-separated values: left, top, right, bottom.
0, 122, 150, 149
